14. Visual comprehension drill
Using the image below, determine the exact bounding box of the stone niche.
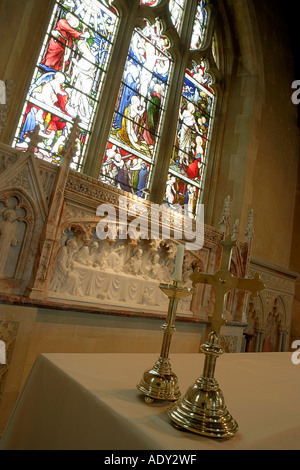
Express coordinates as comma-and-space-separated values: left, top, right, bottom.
0, 143, 52, 295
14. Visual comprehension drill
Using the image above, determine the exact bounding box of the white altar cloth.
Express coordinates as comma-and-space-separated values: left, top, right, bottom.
0, 352, 299, 450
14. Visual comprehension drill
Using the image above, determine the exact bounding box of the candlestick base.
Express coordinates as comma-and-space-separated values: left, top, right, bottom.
137, 356, 181, 403
168, 332, 238, 438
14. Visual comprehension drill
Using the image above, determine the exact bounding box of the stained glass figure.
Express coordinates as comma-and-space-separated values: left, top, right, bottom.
99, 18, 173, 196
166, 58, 215, 218
13, 0, 119, 170
169, 0, 186, 32
190, 0, 208, 50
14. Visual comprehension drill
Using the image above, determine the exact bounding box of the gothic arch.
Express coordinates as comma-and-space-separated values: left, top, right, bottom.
0, 187, 42, 290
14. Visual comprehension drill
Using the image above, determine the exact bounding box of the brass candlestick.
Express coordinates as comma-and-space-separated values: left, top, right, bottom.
137, 280, 193, 404
168, 234, 265, 438
168, 331, 239, 438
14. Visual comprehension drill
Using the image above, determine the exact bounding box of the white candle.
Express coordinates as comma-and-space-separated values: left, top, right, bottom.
173, 244, 185, 282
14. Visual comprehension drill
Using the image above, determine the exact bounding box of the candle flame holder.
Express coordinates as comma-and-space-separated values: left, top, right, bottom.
137, 281, 193, 404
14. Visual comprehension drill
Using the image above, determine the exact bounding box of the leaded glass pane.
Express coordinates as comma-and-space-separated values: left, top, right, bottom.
166, 59, 215, 217
13, 0, 119, 170
169, 0, 186, 32
99, 18, 173, 197
190, 0, 208, 50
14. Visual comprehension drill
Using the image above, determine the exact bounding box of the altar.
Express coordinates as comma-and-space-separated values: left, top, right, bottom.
0, 351, 299, 450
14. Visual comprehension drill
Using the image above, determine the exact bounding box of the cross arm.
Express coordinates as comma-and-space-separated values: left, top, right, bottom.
235, 272, 265, 298
190, 269, 216, 288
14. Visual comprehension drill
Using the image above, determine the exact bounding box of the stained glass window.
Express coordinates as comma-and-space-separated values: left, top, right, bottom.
13, 0, 218, 215
13, 0, 119, 170
99, 18, 173, 197
165, 0, 215, 218
190, 0, 208, 50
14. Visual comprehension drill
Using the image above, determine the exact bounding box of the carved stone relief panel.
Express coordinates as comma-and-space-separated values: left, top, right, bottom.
48, 230, 196, 315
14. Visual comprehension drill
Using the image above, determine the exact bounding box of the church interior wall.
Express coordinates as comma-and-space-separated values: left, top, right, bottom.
247, 0, 299, 270
211, 0, 299, 271
0, 0, 299, 436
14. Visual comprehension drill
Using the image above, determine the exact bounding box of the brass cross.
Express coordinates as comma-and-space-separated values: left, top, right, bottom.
190, 234, 265, 334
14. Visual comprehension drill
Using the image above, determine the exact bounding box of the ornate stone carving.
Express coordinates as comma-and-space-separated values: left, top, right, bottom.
0, 151, 18, 175
219, 195, 231, 234
7, 168, 32, 194
220, 335, 238, 353
49, 234, 194, 314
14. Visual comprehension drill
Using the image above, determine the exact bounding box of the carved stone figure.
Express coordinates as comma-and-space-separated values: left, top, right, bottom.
161, 257, 174, 283
102, 245, 126, 272
50, 238, 81, 295
124, 247, 145, 276
145, 253, 163, 280
75, 241, 99, 266
0, 209, 19, 279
